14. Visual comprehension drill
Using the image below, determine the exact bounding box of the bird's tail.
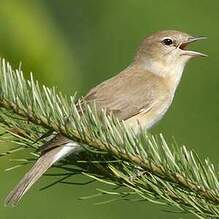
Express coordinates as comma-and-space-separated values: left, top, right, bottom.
4, 142, 80, 206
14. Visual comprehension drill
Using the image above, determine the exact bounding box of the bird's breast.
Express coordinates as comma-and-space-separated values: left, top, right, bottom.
124, 93, 173, 134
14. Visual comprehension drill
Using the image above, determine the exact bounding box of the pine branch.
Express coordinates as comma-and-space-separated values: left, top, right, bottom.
0, 59, 219, 218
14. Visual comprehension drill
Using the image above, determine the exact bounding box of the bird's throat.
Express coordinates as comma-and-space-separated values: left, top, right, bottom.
141, 59, 185, 93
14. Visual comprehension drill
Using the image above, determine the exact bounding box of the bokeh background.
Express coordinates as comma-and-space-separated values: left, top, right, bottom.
0, 0, 218, 218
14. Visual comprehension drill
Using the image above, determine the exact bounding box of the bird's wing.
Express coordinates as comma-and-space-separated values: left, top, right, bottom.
84, 67, 163, 121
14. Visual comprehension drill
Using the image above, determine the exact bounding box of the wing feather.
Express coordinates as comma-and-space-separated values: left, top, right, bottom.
84, 66, 162, 120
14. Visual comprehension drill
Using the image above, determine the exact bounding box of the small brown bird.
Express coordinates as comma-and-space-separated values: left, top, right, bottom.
5, 30, 207, 206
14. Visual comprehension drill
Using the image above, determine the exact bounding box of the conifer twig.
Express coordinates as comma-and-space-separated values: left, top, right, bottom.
0, 59, 218, 218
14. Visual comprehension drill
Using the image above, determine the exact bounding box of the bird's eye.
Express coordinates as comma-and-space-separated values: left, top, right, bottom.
162, 38, 173, 46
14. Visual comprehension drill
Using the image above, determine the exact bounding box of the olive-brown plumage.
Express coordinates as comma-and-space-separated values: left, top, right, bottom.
4, 30, 207, 206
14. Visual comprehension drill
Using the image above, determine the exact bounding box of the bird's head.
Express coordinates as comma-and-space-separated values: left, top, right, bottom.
134, 30, 207, 78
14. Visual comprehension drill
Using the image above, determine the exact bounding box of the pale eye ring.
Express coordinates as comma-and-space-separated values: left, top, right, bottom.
162, 38, 173, 46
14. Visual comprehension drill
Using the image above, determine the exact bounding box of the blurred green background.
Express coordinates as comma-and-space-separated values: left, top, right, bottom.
0, 0, 218, 218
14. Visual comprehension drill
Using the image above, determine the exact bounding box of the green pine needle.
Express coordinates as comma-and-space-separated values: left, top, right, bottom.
0, 58, 218, 218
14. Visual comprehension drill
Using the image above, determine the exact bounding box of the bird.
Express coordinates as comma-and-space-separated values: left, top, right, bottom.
4, 30, 207, 206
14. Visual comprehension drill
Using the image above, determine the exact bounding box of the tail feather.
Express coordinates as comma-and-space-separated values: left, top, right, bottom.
5, 142, 80, 206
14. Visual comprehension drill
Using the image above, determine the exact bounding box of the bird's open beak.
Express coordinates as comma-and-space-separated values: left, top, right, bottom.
179, 36, 207, 57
